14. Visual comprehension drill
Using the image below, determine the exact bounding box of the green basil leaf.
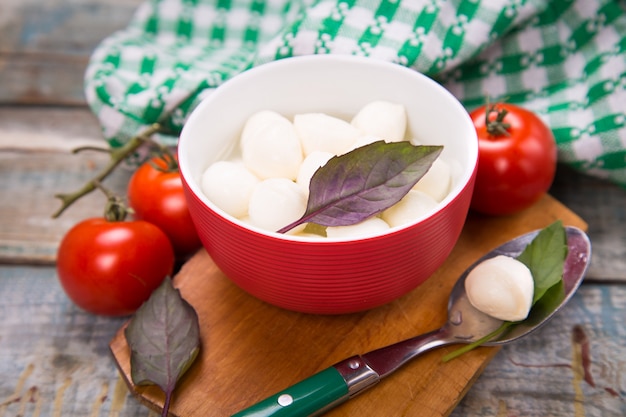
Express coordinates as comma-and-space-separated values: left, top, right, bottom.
278, 141, 443, 233
125, 278, 200, 416
516, 220, 569, 304
302, 222, 327, 237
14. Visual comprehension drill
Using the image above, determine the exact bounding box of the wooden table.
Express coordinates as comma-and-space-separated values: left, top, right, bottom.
1, 2, 625, 416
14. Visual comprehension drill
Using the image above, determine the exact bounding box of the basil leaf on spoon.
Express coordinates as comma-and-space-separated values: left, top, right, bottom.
277, 141, 443, 233
517, 220, 568, 304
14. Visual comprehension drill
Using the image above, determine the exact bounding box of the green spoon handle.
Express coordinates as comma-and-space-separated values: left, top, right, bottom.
232, 356, 380, 417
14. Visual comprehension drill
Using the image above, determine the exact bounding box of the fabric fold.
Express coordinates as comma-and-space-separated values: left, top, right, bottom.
84, 0, 626, 186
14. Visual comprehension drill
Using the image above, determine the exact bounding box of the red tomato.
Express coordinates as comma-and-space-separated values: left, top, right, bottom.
469, 103, 557, 215
57, 218, 175, 316
128, 156, 202, 259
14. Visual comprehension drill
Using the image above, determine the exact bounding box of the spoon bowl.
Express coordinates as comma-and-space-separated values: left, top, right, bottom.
233, 225, 591, 417
446, 225, 591, 346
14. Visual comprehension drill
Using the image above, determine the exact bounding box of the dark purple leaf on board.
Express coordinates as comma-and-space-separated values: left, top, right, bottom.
125, 278, 200, 415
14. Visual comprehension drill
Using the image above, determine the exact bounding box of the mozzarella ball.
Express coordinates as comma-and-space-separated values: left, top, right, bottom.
248, 178, 307, 232
381, 190, 438, 228
326, 217, 390, 239
240, 110, 288, 150
242, 116, 303, 180
201, 161, 260, 218
351, 101, 407, 142
296, 151, 335, 190
294, 113, 361, 156
464, 255, 534, 322
343, 135, 385, 153
412, 158, 451, 202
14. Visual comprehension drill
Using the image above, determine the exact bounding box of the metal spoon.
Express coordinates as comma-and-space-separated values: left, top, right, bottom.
233, 226, 591, 417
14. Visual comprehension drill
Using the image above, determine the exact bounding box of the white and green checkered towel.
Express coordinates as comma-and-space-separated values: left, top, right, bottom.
84, 0, 626, 187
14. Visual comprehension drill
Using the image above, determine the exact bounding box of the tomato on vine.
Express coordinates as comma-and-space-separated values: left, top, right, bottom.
127, 154, 202, 259
469, 102, 557, 216
57, 196, 175, 316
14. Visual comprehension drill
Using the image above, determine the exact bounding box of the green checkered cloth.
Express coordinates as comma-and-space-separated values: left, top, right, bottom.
84, 0, 626, 187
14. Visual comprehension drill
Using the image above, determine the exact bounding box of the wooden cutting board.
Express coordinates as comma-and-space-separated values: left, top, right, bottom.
110, 194, 587, 417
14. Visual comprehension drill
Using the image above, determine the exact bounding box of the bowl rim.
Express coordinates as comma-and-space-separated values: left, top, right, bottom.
179, 55, 478, 243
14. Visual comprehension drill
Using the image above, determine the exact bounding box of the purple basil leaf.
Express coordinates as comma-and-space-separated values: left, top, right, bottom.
278, 141, 443, 233
125, 277, 200, 413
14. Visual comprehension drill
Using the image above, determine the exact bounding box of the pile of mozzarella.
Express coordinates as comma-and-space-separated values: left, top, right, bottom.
200, 101, 452, 238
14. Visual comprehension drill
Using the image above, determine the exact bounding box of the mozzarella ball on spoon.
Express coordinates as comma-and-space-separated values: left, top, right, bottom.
351, 101, 407, 142
242, 116, 303, 180
201, 161, 260, 218
464, 255, 534, 322
294, 113, 361, 156
248, 178, 307, 233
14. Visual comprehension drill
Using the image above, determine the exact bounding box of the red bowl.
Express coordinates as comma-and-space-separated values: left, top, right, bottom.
179, 55, 478, 314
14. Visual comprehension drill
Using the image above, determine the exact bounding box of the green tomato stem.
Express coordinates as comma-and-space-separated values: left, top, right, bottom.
484, 103, 511, 137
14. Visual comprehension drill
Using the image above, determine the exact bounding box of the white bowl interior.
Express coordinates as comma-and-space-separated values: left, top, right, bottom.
179, 55, 477, 238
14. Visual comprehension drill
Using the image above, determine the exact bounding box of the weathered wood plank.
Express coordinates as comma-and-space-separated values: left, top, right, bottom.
0, 106, 104, 150
0, 52, 91, 105
0, 0, 143, 104
549, 165, 626, 282
0, 265, 158, 417
0, 0, 142, 53
0, 107, 132, 264
0, 150, 133, 265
